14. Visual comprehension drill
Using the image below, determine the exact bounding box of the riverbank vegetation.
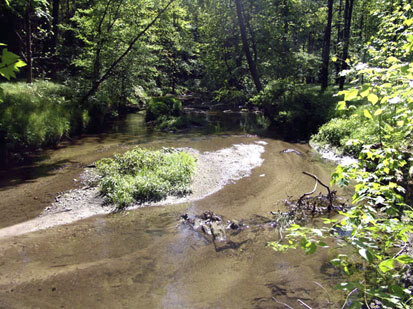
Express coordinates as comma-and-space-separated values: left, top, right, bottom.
95, 147, 196, 209
271, 2, 413, 307
0, 81, 88, 161
0, 0, 393, 147
1, 0, 412, 307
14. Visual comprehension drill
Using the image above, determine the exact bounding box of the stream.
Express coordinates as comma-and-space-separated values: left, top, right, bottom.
0, 111, 345, 308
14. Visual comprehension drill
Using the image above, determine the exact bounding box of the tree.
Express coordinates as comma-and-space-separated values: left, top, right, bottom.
338, 0, 355, 90
320, 0, 334, 90
234, 0, 261, 92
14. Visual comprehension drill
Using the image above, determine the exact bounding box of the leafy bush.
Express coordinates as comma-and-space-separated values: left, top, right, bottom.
145, 96, 183, 122
213, 87, 247, 106
311, 113, 379, 156
251, 80, 339, 140
144, 96, 201, 131
95, 147, 196, 208
0, 81, 85, 153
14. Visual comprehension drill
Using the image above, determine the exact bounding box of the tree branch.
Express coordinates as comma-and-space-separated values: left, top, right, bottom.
80, 0, 177, 105
302, 171, 333, 211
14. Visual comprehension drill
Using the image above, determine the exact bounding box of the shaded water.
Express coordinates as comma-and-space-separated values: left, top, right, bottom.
0, 111, 344, 308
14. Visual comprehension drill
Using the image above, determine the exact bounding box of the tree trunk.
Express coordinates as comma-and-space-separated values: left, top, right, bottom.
334, 0, 343, 83
320, 0, 334, 91
306, 31, 314, 84
51, 0, 60, 80
338, 0, 354, 90
234, 0, 262, 92
25, 2, 33, 83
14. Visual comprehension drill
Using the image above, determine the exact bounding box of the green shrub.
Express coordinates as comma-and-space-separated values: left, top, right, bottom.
145, 96, 183, 122
311, 109, 380, 156
0, 81, 84, 153
95, 147, 196, 209
213, 87, 247, 106
251, 80, 339, 139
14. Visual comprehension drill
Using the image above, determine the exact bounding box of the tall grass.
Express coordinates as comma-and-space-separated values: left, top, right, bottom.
0, 81, 88, 156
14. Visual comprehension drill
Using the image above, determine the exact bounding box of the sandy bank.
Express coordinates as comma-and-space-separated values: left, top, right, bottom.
0, 142, 265, 238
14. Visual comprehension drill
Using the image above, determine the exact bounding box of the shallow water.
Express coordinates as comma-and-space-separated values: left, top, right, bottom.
0, 111, 345, 308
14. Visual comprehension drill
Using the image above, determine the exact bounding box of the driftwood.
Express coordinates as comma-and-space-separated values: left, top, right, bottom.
270, 172, 347, 235
301, 171, 333, 211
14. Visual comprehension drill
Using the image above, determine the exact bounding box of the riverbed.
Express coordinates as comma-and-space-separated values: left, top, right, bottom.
0, 111, 345, 308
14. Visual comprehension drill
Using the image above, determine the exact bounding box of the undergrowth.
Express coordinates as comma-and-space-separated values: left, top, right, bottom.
0, 81, 88, 156
95, 147, 196, 208
250, 81, 339, 140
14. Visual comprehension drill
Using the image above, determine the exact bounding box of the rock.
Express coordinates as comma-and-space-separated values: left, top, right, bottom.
280, 149, 303, 156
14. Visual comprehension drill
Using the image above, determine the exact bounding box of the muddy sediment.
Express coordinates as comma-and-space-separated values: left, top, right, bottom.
0, 143, 265, 238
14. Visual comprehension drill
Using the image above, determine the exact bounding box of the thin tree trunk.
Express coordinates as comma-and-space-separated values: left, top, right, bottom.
306, 31, 313, 84
51, 0, 60, 80
80, 0, 177, 105
334, 0, 343, 83
338, 0, 354, 90
25, 2, 33, 83
320, 0, 334, 91
234, 0, 261, 92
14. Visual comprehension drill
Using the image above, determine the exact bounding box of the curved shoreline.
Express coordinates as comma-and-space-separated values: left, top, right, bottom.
309, 141, 357, 166
0, 142, 266, 238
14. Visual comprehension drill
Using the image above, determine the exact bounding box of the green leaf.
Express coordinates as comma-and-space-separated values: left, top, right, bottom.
363, 109, 373, 119
386, 56, 400, 64
396, 255, 413, 264
379, 259, 395, 273
345, 89, 358, 101
360, 88, 370, 98
359, 248, 374, 263
367, 93, 379, 105
374, 109, 383, 116
404, 19, 413, 27
0, 48, 26, 80
337, 101, 347, 110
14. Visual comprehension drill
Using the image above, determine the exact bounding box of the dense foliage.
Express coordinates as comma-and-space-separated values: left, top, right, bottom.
0, 81, 87, 162
95, 147, 196, 208
0, 0, 412, 306
271, 1, 413, 307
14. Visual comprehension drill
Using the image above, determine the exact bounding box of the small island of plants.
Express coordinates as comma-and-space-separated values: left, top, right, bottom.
95, 147, 196, 209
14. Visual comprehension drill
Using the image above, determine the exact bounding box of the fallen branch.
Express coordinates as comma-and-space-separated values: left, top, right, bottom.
302, 171, 333, 211
297, 299, 313, 308
341, 288, 358, 309
313, 281, 332, 305
272, 297, 294, 309
298, 178, 318, 209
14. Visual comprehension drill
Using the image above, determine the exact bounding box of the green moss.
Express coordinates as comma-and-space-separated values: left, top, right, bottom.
95, 147, 197, 209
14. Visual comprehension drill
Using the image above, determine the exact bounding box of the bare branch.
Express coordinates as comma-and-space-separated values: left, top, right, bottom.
272, 297, 294, 309
297, 299, 313, 308
302, 171, 333, 211
341, 288, 358, 309
313, 281, 332, 305
298, 179, 318, 206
